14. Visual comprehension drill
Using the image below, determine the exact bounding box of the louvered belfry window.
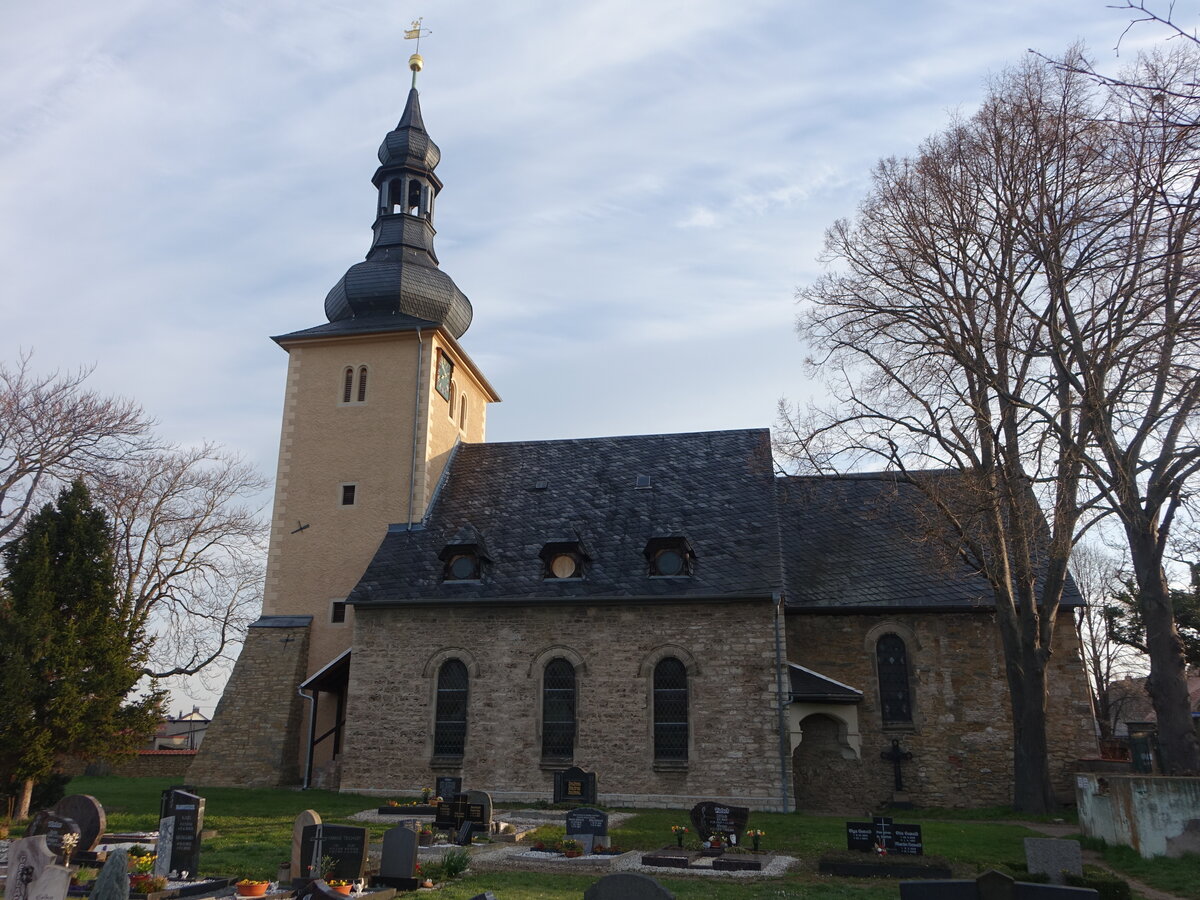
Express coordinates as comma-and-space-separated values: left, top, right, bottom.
541, 658, 576, 759
434, 659, 468, 757
342, 367, 354, 403
877, 633, 913, 724
653, 657, 688, 760
356, 366, 368, 402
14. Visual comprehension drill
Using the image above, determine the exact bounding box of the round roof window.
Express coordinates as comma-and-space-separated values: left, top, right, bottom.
654, 548, 685, 577
549, 553, 579, 579
448, 553, 478, 580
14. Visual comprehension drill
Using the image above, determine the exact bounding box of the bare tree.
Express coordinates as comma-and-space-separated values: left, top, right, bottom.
89, 444, 269, 679
0, 353, 151, 541
780, 47, 1200, 806
1070, 542, 1144, 738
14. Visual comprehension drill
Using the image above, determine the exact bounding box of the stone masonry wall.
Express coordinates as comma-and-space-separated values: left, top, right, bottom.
340, 599, 791, 810
787, 610, 1097, 810
187, 622, 311, 787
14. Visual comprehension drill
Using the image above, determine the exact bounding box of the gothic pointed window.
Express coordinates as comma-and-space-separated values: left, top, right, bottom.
876, 633, 913, 725
653, 657, 688, 761
434, 659, 468, 757
541, 658, 576, 760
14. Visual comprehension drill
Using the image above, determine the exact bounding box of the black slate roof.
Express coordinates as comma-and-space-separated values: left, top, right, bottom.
273, 312, 439, 344
348, 429, 781, 605
346, 430, 1081, 611
788, 664, 863, 703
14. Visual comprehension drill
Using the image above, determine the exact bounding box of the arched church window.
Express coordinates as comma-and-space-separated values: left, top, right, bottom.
541, 658, 576, 760
447, 382, 456, 418
653, 657, 688, 760
876, 633, 913, 724
434, 659, 468, 757
356, 366, 368, 403
342, 367, 354, 404
459, 393, 467, 430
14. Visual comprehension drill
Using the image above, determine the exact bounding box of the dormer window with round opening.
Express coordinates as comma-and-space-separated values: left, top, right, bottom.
540, 540, 589, 581
439, 528, 489, 583
644, 536, 694, 578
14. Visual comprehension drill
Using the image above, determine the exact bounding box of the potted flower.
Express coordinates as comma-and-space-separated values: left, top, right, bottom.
421, 787, 432, 804
671, 825, 689, 848
418, 825, 434, 847
747, 828, 765, 852
71, 867, 100, 889
236, 880, 271, 897
560, 838, 583, 858
129, 874, 168, 895
326, 880, 352, 895
707, 834, 724, 850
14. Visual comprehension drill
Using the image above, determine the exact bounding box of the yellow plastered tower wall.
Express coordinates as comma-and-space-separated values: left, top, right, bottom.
189, 83, 497, 787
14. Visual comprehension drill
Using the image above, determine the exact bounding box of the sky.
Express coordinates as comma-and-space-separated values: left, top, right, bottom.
0, 0, 1181, 712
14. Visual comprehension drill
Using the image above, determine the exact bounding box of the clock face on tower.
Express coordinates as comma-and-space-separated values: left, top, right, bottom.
436, 350, 454, 400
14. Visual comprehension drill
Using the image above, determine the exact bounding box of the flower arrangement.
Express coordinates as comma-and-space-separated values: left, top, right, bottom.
747, 828, 766, 851
71, 868, 99, 887
129, 874, 168, 894
559, 838, 582, 857
421, 787, 432, 803
235, 880, 270, 897
873, 840, 888, 857
130, 854, 157, 874
419, 824, 433, 834
671, 825, 689, 847
326, 880, 352, 887
385, 799, 400, 807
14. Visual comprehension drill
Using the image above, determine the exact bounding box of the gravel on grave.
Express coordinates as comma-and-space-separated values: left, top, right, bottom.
467, 843, 798, 879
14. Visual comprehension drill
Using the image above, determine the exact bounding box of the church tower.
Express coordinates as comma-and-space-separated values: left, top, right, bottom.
190, 67, 498, 787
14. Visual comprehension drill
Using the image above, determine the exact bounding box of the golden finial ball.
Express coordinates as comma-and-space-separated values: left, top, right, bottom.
409, 53, 424, 73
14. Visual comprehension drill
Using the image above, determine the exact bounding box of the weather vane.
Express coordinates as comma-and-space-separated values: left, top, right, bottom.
405, 17, 431, 88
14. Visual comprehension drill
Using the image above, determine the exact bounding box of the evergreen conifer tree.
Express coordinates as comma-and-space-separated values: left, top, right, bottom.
0, 480, 164, 818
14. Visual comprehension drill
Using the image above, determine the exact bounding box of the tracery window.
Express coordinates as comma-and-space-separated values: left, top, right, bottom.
434, 659, 468, 757
541, 658, 576, 760
876, 633, 913, 724
653, 657, 688, 760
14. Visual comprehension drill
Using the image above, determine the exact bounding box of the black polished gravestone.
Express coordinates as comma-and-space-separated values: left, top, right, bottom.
160, 789, 205, 875
566, 807, 609, 854
435, 792, 492, 837
373, 825, 419, 890
553, 766, 598, 806
434, 794, 466, 831
300, 824, 369, 882
53, 795, 106, 854
295, 881, 358, 900
435, 776, 462, 801
689, 802, 750, 846
28, 814, 81, 863
846, 816, 923, 855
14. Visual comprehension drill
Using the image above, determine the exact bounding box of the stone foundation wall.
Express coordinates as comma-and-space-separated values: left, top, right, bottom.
787, 610, 1097, 810
187, 620, 312, 787
341, 599, 791, 810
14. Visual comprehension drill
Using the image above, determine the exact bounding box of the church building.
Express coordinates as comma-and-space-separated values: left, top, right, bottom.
188, 70, 1098, 812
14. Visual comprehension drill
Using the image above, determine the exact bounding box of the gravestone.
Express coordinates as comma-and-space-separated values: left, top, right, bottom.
5, 835, 56, 900
456, 822, 474, 846
158, 786, 197, 819
584, 872, 676, 900
26, 813, 81, 862
54, 795, 107, 852
566, 807, 609, 854
375, 825, 419, 890
467, 894, 498, 900
1023, 839, 1083, 885
295, 881, 352, 900
90, 849, 130, 900
435, 775, 462, 800
160, 789, 205, 876
153, 816, 175, 879
846, 816, 923, 855
291, 810, 322, 883
553, 766, 598, 806
27, 864, 71, 900
689, 802, 750, 846
299, 823, 369, 882
434, 794, 466, 831
465, 789, 493, 832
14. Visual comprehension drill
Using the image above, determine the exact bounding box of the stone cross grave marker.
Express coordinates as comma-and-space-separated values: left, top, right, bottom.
689, 801, 750, 846
881, 739, 914, 792
583, 872, 676, 900
160, 788, 205, 876
566, 807, 609, 854
435, 775, 462, 801
291, 810, 322, 884
27, 864, 71, 900
1024, 838, 1083, 885
5, 834, 56, 900
54, 795, 106, 853
89, 848, 130, 900
375, 825, 419, 890
553, 766, 597, 806
846, 815, 924, 855
300, 824, 368, 882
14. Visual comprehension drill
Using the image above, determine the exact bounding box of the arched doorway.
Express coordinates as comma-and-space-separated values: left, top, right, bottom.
792, 713, 872, 812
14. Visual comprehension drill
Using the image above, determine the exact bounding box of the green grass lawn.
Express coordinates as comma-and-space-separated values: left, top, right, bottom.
57, 777, 1198, 900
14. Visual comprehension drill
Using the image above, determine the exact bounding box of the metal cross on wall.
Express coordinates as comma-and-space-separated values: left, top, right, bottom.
881, 738, 914, 792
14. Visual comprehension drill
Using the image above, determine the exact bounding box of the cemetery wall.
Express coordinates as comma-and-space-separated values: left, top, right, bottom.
187, 622, 312, 787
341, 598, 791, 810
787, 610, 1096, 810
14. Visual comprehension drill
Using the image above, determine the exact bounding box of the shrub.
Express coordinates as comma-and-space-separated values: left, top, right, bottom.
441, 848, 470, 878
1065, 871, 1132, 900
